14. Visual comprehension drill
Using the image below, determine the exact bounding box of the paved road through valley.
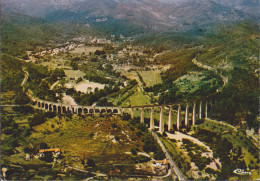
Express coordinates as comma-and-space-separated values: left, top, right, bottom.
151, 131, 185, 180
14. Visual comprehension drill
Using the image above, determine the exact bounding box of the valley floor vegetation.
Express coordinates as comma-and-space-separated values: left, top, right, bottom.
1, 8, 259, 180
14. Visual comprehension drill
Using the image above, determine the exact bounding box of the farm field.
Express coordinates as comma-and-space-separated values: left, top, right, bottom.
70, 46, 103, 54
2, 0, 259, 180
39, 58, 71, 70
64, 69, 85, 79
122, 71, 141, 84
117, 70, 162, 107
122, 89, 151, 107
30, 115, 146, 167
1, 108, 159, 180
122, 70, 162, 87
139, 71, 162, 86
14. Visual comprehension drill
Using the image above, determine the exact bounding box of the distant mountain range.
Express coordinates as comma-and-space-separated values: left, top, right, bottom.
2, 0, 259, 32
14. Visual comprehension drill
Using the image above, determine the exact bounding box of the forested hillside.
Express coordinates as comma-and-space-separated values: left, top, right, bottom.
1, 11, 101, 58
2, 12, 59, 58
2, 0, 258, 31
1, 1, 259, 180
1, 55, 24, 93
196, 22, 259, 130
137, 21, 259, 131
1, 12, 57, 103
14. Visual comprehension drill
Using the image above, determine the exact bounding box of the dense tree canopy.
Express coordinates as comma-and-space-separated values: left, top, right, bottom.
210, 67, 258, 128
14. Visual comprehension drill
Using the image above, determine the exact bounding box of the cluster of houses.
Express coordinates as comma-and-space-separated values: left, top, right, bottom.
25, 37, 169, 76
37, 43, 83, 57
117, 45, 147, 58
26, 43, 84, 62
25, 148, 61, 160
153, 159, 170, 175
136, 159, 170, 176
90, 37, 111, 44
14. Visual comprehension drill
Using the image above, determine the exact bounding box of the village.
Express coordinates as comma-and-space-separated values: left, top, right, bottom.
22, 35, 171, 108
25, 36, 166, 68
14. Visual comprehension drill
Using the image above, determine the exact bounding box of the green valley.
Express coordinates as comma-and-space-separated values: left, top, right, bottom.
1, 1, 259, 180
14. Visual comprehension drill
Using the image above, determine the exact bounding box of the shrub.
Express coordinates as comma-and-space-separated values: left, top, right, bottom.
162, 131, 167, 137
129, 125, 135, 131
14, 92, 31, 104
136, 130, 142, 137
1, 117, 10, 129
112, 123, 117, 128
23, 146, 33, 154
205, 167, 218, 174
12, 128, 21, 137
131, 148, 138, 155
1, 145, 15, 156
142, 133, 165, 160
157, 132, 162, 137
21, 127, 31, 137
115, 136, 120, 141
89, 132, 94, 138
29, 112, 46, 126
137, 123, 147, 132
39, 142, 49, 149
10, 120, 18, 129
170, 139, 177, 143
133, 156, 151, 163
40, 152, 53, 163
44, 111, 56, 118
154, 146, 165, 160
87, 159, 95, 167
76, 77, 83, 84
4, 137, 19, 148
169, 129, 176, 134
3, 127, 13, 135
196, 119, 205, 125
13, 106, 34, 114
122, 113, 131, 121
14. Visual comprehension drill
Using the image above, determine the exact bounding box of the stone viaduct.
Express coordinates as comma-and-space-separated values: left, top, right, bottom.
32, 98, 122, 115
31, 97, 212, 133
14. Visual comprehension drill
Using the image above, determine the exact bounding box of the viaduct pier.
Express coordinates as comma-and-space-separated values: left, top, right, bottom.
32, 98, 212, 133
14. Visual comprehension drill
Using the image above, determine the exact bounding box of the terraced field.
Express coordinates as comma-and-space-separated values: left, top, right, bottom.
139, 71, 162, 86
70, 46, 103, 54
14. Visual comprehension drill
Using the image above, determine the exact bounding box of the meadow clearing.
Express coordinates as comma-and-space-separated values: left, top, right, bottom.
70, 46, 103, 54
139, 71, 162, 86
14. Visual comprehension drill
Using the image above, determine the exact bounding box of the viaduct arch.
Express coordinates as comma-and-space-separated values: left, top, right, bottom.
31, 97, 213, 133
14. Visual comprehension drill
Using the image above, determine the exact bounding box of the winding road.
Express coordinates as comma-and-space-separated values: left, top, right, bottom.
50, 80, 60, 90
21, 70, 29, 87
192, 58, 228, 94
12, 58, 257, 181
